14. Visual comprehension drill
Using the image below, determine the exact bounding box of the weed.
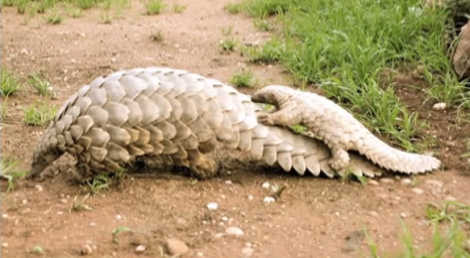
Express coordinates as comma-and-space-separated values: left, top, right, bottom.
46, 9, 63, 24
219, 38, 238, 51
224, 2, 243, 14
253, 18, 274, 31
112, 226, 131, 243
0, 158, 27, 193
242, 0, 291, 18
230, 70, 257, 87
150, 31, 164, 42
23, 102, 57, 126
1, 70, 22, 96
172, 3, 186, 13
221, 25, 234, 36
76, 0, 96, 10
244, 38, 284, 63
70, 194, 93, 212
100, 0, 112, 24
145, 0, 165, 15
28, 72, 51, 95
1, 0, 15, 7
86, 174, 111, 195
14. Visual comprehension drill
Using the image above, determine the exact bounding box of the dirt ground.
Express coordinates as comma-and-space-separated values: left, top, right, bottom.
2, 1, 470, 257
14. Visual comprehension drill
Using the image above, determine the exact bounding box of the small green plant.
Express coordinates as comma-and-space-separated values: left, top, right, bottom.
16, 0, 28, 14
100, 0, 113, 24
150, 31, 164, 42
244, 38, 284, 63
145, 0, 165, 15
86, 174, 111, 195
70, 194, 93, 212
28, 72, 51, 95
76, 0, 96, 10
23, 102, 57, 126
112, 226, 131, 243
1, 70, 22, 96
219, 38, 238, 51
1, 0, 15, 7
0, 158, 27, 193
46, 9, 63, 25
172, 3, 186, 13
253, 18, 274, 31
224, 2, 243, 14
230, 70, 257, 87
221, 25, 233, 36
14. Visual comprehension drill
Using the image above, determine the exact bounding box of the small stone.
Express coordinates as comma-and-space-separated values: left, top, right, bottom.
379, 178, 394, 184
135, 245, 146, 253
20, 48, 29, 55
400, 212, 407, 218
116, 214, 122, 220
225, 226, 244, 236
401, 179, 412, 185
432, 103, 446, 111
261, 182, 270, 189
111, 58, 116, 63
71, 59, 76, 63
242, 247, 254, 257
247, 195, 253, 201
221, 216, 229, 221
34, 184, 43, 192
80, 244, 93, 255
225, 180, 232, 185
367, 211, 379, 217
263, 196, 275, 204
197, 251, 204, 257
368, 180, 379, 186
166, 238, 189, 255
60, 198, 68, 204
411, 188, 424, 195
445, 195, 456, 201
22, 199, 28, 205
206, 202, 218, 210
2, 214, 8, 218
2, 243, 8, 248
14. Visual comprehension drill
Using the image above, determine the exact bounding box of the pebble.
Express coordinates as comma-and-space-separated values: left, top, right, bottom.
261, 182, 270, 189
2, 243, 8, 248
116, 214, 122, 220
242, 247, 254, 257
206, 202, 218, 210
263, 196, 275, 204
400, 212, 407, 218
225, 180, 232, 185
432, 102, 446, 111
411, 188, 424, 195
368, 180, 379, 186
444, 195, 456, 201
197, 251, 204, 257
401, 178, 412, 185
34, 184, 43, 192
367, 211, 379, 217
225, 226, 244, 236
247, 195, 253, 201
379, 178, 394, 184
80, 244, 93, 255
166, 238, 189, 255
135, 245, 146, 253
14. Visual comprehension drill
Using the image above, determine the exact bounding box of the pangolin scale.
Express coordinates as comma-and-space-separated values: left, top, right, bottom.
28, 67, 434, 180
251, 85, 441, 174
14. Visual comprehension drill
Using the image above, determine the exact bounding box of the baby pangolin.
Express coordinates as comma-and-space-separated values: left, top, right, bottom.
251, 85, 441, 174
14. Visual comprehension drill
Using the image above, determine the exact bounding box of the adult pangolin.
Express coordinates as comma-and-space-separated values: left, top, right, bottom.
251, 85, 441, 174
29, 67, 430, 181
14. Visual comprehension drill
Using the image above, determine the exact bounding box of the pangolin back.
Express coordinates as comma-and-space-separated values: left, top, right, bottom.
29, 67, 385, 179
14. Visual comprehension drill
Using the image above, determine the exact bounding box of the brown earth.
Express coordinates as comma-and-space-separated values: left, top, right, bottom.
1, 1, 470, 258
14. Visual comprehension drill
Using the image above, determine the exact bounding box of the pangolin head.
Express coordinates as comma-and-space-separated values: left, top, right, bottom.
251, 85, 297, 107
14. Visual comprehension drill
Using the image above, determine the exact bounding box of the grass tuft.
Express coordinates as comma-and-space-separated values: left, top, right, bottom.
231, 69, 257, 87
0, 158, 27, 193
224, 2, 243, 14
145, 0, 165, 15
23, 102, 57, 126
1, 70, 22, 96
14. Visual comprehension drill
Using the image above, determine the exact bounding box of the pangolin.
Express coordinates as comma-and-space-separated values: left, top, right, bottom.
251, 85, 441, 174
28, 67, 405, 181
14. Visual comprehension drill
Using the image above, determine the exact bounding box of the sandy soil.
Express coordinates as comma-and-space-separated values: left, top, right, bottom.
1, 1, 470, 257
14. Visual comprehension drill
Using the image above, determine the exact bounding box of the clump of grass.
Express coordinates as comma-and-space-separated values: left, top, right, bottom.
253, 18, 274, 31
46, 9, 63, 24
150, 31, 164, 42
0, 158, 27, 193
100, 0, 113, 24
219, 38, 238, 52
28, 72, 51, 95
221, 25, 234, 36
70, 194, 93, 212
242, 0, 292, 18
145, 0, 165, 15
224, 2, 243, 14
23, 102, 57, 126
1, 70, 22, 96
230, 69, 257, 87
75, 0, 97, 10
172, 3, 186, 13
244, 38, 284, 63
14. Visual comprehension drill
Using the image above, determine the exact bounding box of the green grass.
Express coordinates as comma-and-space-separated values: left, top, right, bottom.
224, 2, 243, 14
219, 38, 238, 52
144, 0, 165, 15
23, 102, 57, 126
1, 70, 22, 96
28, 72, 51, 95
239, 0, 460, 151
172, 3, 186, 13
365, 201, 470, 258
0, 158, 27, 193
230, 69, 257, 87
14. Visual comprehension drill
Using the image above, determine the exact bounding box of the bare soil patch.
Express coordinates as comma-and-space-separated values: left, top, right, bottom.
1, 1, 470, 258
